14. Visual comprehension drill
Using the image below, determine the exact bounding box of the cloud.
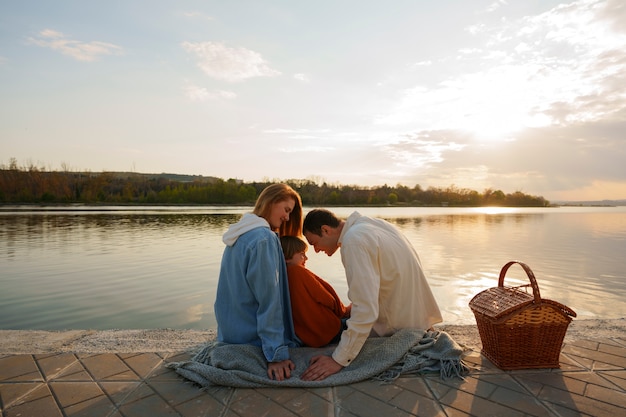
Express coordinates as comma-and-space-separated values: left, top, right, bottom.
181, 11, 214, 21
183, 82, 236, 101
385, 133, 467, 169
389, 112, 626, 196
376, 0, 626, 139
484, 0, 508, 13
263, 128, 331, 135
279, 145, 333, 153
28, 29, 123, 62
181, 41, 281, 82
293, 73, 310, 83
264, 128, 334, 151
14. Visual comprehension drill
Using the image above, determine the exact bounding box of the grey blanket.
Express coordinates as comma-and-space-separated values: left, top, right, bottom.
169, 329, 469, 388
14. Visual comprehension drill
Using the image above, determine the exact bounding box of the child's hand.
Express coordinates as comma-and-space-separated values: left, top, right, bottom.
267, 359, 295, 381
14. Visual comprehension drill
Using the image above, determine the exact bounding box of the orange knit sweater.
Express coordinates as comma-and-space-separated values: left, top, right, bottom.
286, 264, 349, 348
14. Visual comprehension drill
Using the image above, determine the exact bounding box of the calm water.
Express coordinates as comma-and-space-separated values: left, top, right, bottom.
1, 205, 625, 330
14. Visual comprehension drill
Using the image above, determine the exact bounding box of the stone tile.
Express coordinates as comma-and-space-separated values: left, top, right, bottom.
597, 337, 626, 346
174, 393, 228, 417
333, 383, 357, 399
559, 352, 589, 370
2, 338, 626, 417
548, 402, 595, 417
334, 389, 414, 417
585, 383, 626, 408
118, 393, 181, 417
0, 383, 62, 417
254, 386, 305, 403
516, 372, 588, 396
35, 353, 91, 381
227, 389, 298, 417
599, 370, 626, 390
3, 395, 63, 417
148, 381, 206, 406
61, 395, 118, 417
49, 381, 105, 408
466, 354, 507, 374
563, 344, 626, 369
569, 340, 599, 351
201, 385, 236, 405
389, 389, 447, 416
562, 351, 595, 370
116, 382, 157, 404
0, 356, 42, 382
162, 352, 193, 362
153, 357, 193, 382
282, 390, 335, 416
566, 370, 623, 391
350, 379, 405, 402
305, 386, 335, 402
0, 382, 48, 409
489, 385, 550, 416
395, 376, 439, 398
99, 381, 142, 406
438, 405, 473, 417
598, 339, 626, 355
423, 377, 455, 400
538, 384, 625, 417
121, 353, 164, 378
147, 366, 184, 382
434, 373, 503, 400
228, 387, 257, 403
438, 388, 525, 417
593, 356, 626, 370
79, 354, 138, 380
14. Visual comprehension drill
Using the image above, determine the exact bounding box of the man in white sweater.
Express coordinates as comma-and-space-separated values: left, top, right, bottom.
301, 209, 442, 381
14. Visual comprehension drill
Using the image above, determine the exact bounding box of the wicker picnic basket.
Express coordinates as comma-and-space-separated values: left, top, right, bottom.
469, 261, 576, 370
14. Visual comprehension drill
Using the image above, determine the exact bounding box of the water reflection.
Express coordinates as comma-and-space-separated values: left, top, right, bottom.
1, 207, 625, 330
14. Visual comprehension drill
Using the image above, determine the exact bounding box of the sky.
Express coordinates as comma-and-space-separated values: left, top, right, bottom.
1, 0, 625, 201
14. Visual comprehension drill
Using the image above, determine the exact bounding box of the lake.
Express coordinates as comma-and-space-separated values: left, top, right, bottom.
1, 205, 625, 330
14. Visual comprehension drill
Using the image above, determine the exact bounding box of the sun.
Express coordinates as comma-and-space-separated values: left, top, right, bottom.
452, 89, 552, 141
439, 67, 553, 141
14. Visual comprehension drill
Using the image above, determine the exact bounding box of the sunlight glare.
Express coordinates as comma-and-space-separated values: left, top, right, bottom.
472, 207, 519, 215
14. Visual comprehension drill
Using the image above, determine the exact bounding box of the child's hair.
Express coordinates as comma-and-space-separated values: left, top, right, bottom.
280, 235, 308, 260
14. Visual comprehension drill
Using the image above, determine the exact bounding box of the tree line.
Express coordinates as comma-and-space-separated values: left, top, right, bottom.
0, 164, 550, 207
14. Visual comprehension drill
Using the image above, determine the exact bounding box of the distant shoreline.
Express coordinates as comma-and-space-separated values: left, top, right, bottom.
1, 203, 624, 210
1, 319, 624, 354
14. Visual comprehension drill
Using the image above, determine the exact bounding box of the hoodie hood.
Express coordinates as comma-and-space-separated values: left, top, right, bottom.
222, 213, 270, 246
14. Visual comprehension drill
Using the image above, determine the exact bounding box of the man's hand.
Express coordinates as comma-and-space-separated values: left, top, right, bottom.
301, 355, 343, 381
267, 359, 295, 381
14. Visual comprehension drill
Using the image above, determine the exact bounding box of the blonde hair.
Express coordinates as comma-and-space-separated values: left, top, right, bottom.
280, 235, 308, 260
253, 183, 303, 236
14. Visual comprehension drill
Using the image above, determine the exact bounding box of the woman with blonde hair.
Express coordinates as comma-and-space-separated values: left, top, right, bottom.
214, 183, 303, 381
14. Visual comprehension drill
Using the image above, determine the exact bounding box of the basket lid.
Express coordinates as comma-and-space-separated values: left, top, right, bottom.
469, 261, 577, 320
469, 286, 534, 320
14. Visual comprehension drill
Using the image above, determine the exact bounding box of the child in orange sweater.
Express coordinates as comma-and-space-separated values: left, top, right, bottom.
280, 236, 351, 347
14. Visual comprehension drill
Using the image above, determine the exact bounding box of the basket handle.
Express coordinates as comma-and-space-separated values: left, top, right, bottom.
498, 261, 541, 304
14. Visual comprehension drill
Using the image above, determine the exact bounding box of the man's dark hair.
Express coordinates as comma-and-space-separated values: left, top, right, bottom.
303, 209, 341, 236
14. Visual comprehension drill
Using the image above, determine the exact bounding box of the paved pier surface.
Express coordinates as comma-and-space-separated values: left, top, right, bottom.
1, 337, 625, 416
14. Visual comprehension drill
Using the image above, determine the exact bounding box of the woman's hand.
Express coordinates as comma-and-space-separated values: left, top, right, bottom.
267, 359, 296, 381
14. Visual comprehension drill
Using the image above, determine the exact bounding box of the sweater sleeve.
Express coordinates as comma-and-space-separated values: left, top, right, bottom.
247, 237, 291, 362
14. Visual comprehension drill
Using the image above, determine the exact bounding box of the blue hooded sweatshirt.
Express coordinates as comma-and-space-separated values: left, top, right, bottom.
214, 213, 299, 362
